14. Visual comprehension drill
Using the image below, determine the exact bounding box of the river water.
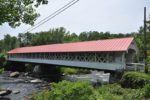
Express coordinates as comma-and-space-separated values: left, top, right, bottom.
0, 72, 49, 100
0, 71, 112, 100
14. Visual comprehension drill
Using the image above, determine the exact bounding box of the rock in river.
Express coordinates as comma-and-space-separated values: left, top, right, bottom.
12, 90, 20, 94
0, 89, 12, 96
10, 72, 20, 78
30, 79, 42, 83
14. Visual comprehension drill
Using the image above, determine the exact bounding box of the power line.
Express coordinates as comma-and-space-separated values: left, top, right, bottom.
24, 0, 77, 32
24, 0, 79, 33
26, 0, 79, 32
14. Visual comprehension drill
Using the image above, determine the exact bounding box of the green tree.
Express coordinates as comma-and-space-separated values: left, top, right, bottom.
1, 34, 20, 52
64, 33, 79, 42
18, 32, 33, 47
79, 32, 88, 41
0, 0, 48, 27
88, 31, 100, 40
3, 34, 11, 51
31, 27, 67, 45
10, 36, 20, 49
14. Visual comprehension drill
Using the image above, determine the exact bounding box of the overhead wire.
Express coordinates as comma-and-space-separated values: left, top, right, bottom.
24, 0, 79, 33
24, 0, 77, 32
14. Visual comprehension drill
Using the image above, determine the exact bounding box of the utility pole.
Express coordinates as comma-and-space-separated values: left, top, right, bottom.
144, 7, 148, 73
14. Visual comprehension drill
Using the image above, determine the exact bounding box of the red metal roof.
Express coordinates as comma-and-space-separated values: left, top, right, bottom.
8, 37, 134, 54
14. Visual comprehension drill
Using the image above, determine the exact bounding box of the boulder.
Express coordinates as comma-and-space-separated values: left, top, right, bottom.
10, 72, 20, 77
0, 89, 12, 96
33, 65, 41, 74
12, 90, 20, 94
24, 72, 28, 76
30, 79, 42, 83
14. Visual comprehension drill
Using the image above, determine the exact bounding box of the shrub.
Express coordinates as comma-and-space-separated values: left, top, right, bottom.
32, 81, 147, 100
143, 84, 150, 98
120, 72, 150, 88
97, 84, 123, 100
61, 68, 78, 75
32, 81, 96, 100
122, 88, 144, 100
0, 53, 6, 67
77, 69, 90, 74
0, 68, 4, 74
97, 84, 144, 100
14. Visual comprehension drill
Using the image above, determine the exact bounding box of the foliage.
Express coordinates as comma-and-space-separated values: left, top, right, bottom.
120, 72, 150, 88
77, 69, 91, 74
148, 56, 150, 63
61, 67, 78, 75
31, 80, 96, 100
61, 67, 90, 75
31, 81, 147, 100
1, 34, 19, 51
0, 0, 48, 27
143, 84, 150, 98
0, 53, 6, 67
0, 68, 4, 74
0, 53, 6, 73
97, 84, 144, 100
31, 27, 67, 46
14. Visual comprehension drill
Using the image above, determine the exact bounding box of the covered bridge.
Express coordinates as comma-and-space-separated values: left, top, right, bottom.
7, 37, 138, 71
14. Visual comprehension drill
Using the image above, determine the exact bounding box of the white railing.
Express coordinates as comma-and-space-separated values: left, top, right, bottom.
126, 63, 145, 72
8, 52, 116, 63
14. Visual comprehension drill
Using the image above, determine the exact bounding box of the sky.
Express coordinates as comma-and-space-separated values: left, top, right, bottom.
0, 0, 150, 38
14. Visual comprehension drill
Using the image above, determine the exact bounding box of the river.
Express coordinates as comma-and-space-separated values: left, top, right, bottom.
0, 70, 112, 100
0, 71, 49, 100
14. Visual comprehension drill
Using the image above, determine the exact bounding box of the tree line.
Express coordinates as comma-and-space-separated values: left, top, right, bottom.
0, 27, 149, 61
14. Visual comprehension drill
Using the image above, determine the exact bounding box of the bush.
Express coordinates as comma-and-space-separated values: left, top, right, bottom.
0, 53, 6, 73
61, 67, 90, 75
0, 68, 4, 74
77, 69, 90, 74
120, 72, 150, 88
143, 84, 150, 98
0, 53, 6, 67
122, 88, 144, 100
97, 84, 144, 100
61, 68, 78, 75
32, 81, 147, 100
97, 84, 123, 100
32, 81, 96, 100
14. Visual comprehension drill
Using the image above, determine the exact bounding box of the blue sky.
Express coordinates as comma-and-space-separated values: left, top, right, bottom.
0, 0, 150, 38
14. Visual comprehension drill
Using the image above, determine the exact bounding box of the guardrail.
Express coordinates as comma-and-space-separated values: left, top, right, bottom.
126, 63, 145, 72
